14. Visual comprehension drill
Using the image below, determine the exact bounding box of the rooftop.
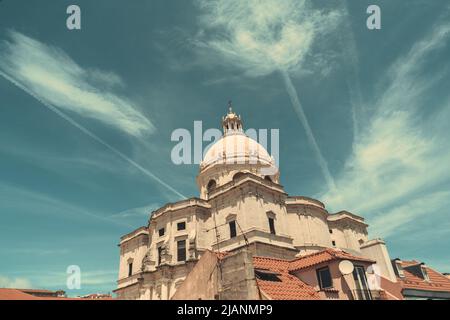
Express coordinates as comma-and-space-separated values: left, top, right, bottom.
395, 260, 450, 293
251, 248, 375, 300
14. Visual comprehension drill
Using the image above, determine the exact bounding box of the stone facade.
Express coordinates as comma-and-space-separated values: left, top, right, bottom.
114, 108, 396, 299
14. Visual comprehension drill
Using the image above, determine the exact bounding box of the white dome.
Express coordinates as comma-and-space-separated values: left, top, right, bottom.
201, 132, 275, 171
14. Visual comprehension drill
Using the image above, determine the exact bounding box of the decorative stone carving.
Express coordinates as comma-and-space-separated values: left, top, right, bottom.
141, 250, 155, 272
187, 229, 197, 259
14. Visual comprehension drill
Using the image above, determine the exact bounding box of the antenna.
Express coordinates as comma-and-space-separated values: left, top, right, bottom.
235, 220, 249, 247
205, 220, 249, 247
210, 203, 224, 299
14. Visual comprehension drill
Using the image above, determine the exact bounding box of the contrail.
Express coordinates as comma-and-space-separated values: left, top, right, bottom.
340, 0, 365, 143
0, 70, 187, 200
280, 69, 337, 192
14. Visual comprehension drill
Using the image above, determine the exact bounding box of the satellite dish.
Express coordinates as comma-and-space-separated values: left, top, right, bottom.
338, 260, 354, 275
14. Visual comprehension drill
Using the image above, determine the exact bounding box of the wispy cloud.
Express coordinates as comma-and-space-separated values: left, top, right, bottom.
4, 269, 117, 292
370, 191, 450, 238
111, 203, 160, 220
194, 0, 341, 77
193, 0, 343, 191
0, 73, 187, 201
0, 182, 133, 228
321, 15, 450, 237
0, 30, 154, 137
0, 276, 33, 289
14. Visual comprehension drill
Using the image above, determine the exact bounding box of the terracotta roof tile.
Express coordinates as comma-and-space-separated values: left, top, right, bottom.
0, 288, 113, 300
20, 288, 55, 294
253, 256, 319, 300
397, 260, 450, 293
288, 248, 374, 272
0, 289, 41, 300
252, 249, 375, 300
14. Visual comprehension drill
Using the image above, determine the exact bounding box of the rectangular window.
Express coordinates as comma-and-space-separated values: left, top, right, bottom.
268, 217, 276, 235
158, 228, 165, 237
317, 267, 333, 289
353, 265, 372, 300
329, 229, 333, 234
177, 240, 186, 262
158, 246, 163, 265
229, 221, 237, 238
332, 240, 336, 247
177, 222, 186, 231
128, 263, 133, 277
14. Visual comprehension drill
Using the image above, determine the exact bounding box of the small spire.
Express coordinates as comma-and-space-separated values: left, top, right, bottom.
222, 100, 243, 135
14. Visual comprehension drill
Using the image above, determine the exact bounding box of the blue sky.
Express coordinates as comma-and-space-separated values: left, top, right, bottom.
0, 0, 449, 296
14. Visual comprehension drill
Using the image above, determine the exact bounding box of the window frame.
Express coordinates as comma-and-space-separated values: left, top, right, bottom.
177, 239, 187, 262
128, 262, 133, 277
352, 265, 372, 300
229, 220, 237, 238
268, 217, 276, 235
316, 267, 333, 290
158, 228, 165, 237
177, 221, 186, 231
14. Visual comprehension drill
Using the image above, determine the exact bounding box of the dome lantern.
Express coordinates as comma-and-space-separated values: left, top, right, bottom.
222, 101, 243, 135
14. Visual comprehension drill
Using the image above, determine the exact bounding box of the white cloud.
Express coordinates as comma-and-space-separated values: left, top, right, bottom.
0, 182, 132, 228
0, 30, 154, 137
0, 276, 33, 289
194, 0, 342, 76
5, 270, 117, 290
111, 203, 160, 219
321, 18, 450, 236
369, 191, 450, 238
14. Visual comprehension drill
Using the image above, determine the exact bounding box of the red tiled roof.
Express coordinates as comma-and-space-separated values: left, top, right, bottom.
253, 256, 290, 271
288, 248, 374, 272
0, 289, 41, 300
0, 288, 113, 300
397, 260, 450, 293
251, 249, 375, 300
253, 256, 320, 300
20, 288, 55, 294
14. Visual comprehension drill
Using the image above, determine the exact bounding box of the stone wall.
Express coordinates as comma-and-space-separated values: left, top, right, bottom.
218, 249, 259, 300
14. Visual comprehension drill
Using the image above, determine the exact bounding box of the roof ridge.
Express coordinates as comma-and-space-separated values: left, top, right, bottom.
253, 255, 291, 262
290, 248, 332, 262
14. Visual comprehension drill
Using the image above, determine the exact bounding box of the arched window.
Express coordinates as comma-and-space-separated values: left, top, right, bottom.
207, 179, 216, 193
264, 176, 272, 182
233, 172, 245, 181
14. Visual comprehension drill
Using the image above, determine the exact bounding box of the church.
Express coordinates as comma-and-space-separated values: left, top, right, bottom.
114, 108, 450, 300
